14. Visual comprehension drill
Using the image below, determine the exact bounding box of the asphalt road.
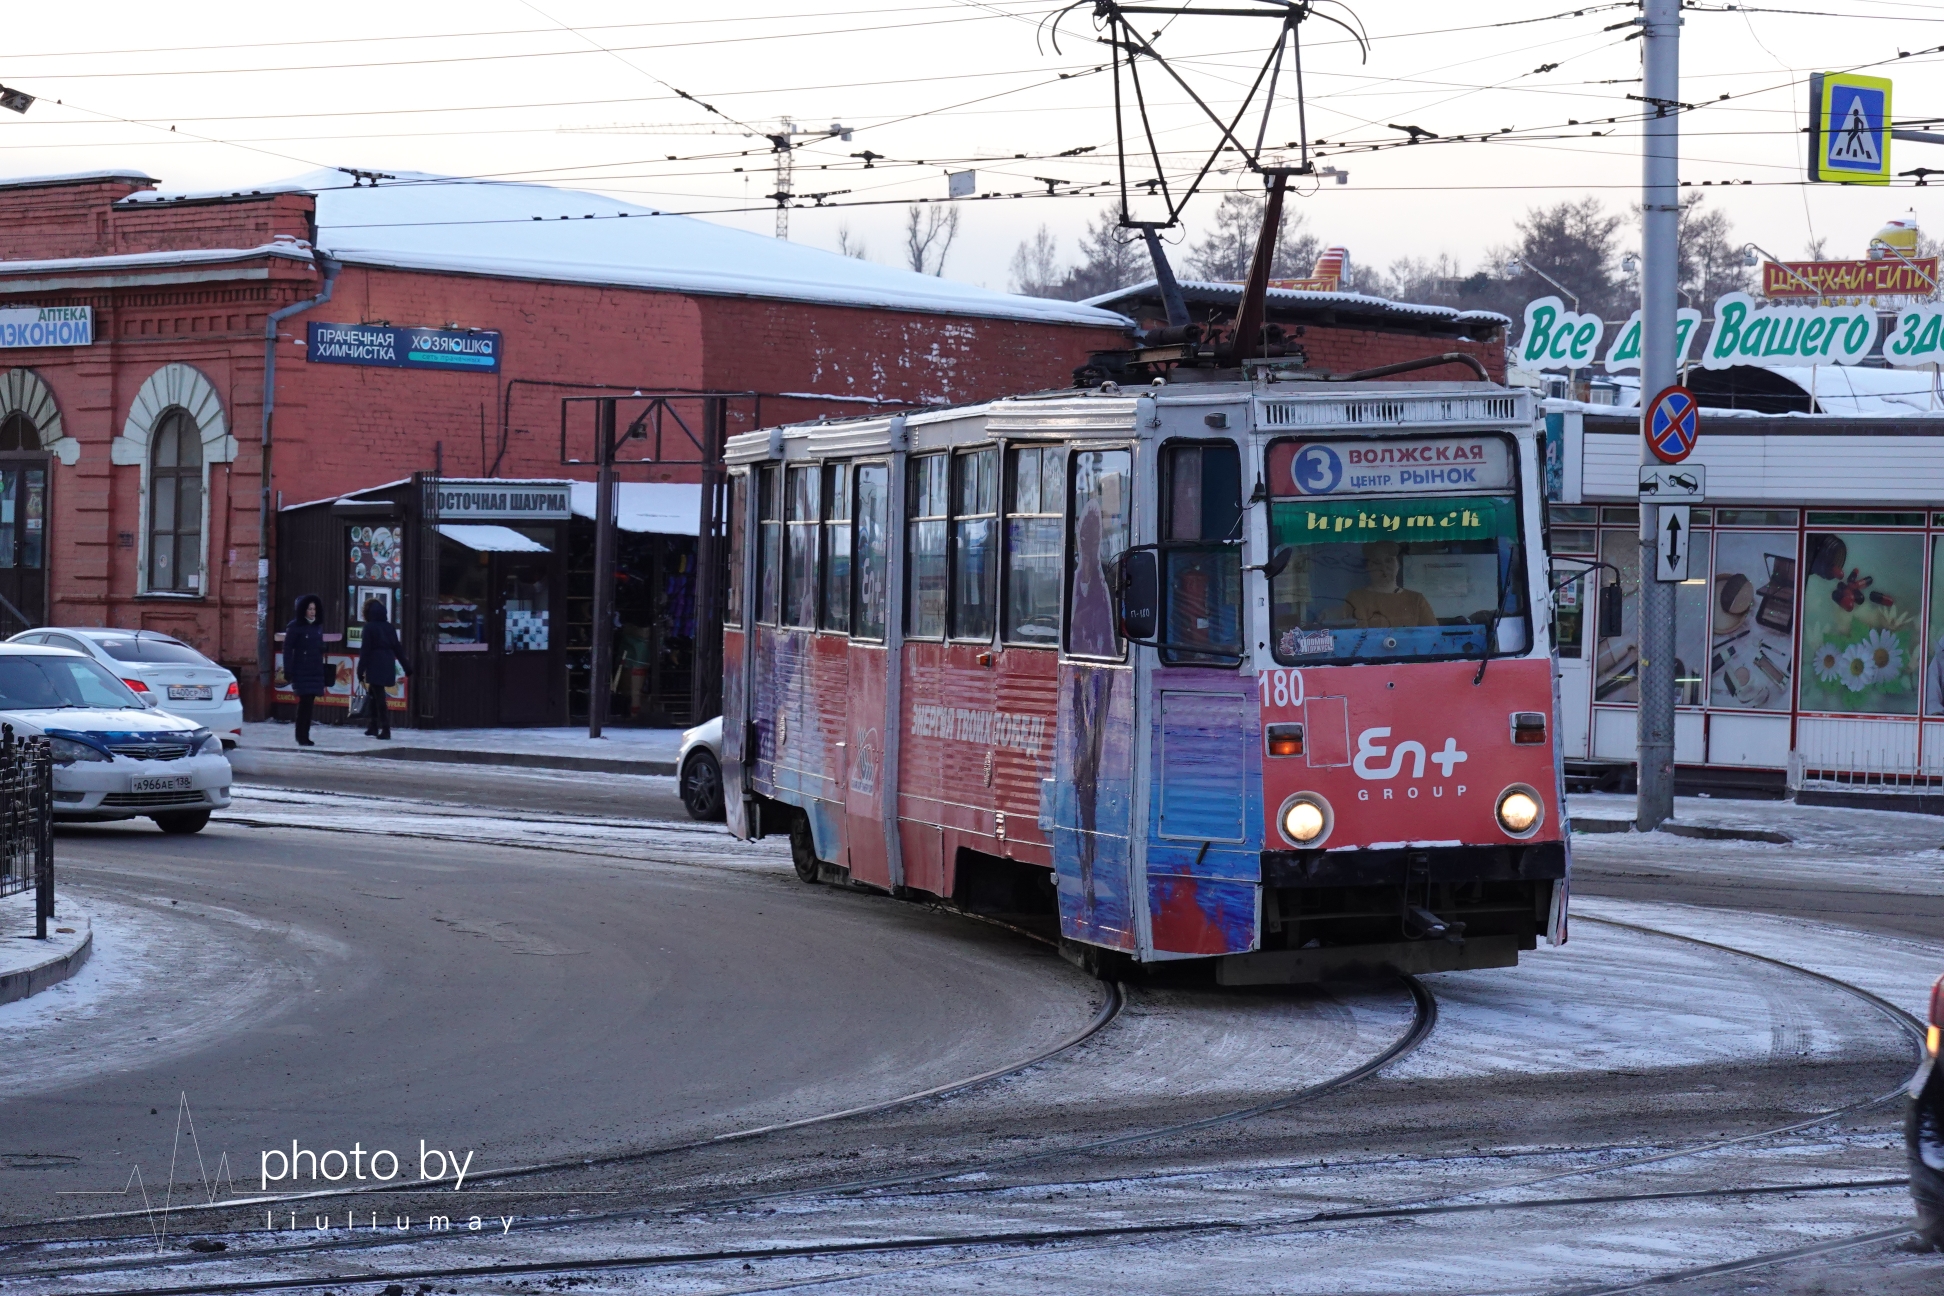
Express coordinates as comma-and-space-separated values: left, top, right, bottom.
0, 814, 1100, 1227
226, 747, 690, 819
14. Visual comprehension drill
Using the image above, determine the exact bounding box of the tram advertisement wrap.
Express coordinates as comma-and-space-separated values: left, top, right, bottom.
1256, 658, 1563, 849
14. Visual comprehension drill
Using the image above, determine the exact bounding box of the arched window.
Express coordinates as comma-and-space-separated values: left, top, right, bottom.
0, 412, 35, 453
147, 408, 203, 592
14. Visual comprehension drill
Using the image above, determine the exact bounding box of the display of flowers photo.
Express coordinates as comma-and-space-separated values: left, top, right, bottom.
1800, 541, 1922, 714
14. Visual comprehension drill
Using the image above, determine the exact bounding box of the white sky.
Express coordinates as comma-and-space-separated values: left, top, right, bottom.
0, 1, 1938, 295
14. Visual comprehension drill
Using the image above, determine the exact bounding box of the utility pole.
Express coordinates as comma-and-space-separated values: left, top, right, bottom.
589, 401, 617, 739
1637, 0, 1681, 829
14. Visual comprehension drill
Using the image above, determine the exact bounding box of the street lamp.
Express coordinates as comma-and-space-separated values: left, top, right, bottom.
1505, 256, 1581, 313
1741, 242, 1821, 299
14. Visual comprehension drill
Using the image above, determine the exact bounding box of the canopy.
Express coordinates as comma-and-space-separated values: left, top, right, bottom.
438, 524, 551, 553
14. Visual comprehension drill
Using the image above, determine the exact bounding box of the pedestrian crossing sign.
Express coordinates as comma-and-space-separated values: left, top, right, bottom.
1810, 72, 1892, 185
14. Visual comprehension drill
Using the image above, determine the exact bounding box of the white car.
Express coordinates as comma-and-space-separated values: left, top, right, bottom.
677, 716, 724, 821
0, 644, 232, 833
9, 628, 243, 746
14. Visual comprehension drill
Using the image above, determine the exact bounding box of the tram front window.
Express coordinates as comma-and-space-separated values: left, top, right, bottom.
1265, 437, 1530, 665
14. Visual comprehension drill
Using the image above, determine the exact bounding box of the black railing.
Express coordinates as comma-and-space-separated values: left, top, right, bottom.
0, 725, 55, 938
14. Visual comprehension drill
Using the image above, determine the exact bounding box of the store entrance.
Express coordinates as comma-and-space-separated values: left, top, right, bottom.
497, 551, 556, 725
0, 454, 49, 634
434, 524, 566, 727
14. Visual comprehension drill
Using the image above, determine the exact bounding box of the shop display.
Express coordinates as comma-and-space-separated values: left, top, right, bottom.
348, 525, 403, 584
1798, 530, 1921, 716
1710, 532, 1797, 711
438, 599, 485, 648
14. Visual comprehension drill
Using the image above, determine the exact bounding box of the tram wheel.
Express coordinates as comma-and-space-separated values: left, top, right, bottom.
789, 813, 821, 884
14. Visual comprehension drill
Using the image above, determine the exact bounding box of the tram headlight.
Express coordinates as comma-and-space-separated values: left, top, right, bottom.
1495, 785, 1544, 838
1277, 793, 1332, 848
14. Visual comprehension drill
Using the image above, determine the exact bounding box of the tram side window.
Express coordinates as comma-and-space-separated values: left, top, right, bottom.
821, 463, 851, 633
756, 465, 782, 625
724, 473, 745, 628
784, 465, 820, 629
853, 463, 890, 640
906, 454, 949, 638
953, 448, 998, 640
1067, 448, 1132, 659
1158, 442, 1243, 665
1003, 446, 1064, 645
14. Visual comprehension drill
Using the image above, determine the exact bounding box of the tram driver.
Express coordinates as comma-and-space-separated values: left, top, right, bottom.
1346, 540, 1438, 628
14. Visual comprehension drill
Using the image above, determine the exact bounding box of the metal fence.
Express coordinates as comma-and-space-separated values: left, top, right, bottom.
0, 726, 55, 938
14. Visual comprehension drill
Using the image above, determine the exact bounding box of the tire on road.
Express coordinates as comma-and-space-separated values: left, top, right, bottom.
680, 749, 726, 821
152, 810, 211, 835
789, 811, 820, 884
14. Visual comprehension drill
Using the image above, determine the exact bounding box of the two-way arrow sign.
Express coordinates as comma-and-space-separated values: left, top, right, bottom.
1654, 505, 1692, 582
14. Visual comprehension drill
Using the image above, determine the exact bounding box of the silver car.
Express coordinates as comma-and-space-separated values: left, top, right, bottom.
0, 645, 232, 833
677, 716, 724, 821
8, 628, 243, 747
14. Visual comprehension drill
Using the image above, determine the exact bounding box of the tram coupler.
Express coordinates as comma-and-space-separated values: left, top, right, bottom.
1403, 905, 1463, 944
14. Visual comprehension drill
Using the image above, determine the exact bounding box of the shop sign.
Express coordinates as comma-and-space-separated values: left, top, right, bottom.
1600, 307, 1703, 372
1762, 256, 1937, 299
1516, 296, 1604, 372
1267, 437, 1512, 497
433, 479, 571, 521
1883, 303, 1944, 366
307, 322, 501, 373
0, 306, 92, 349
1696, 292, 1878, 368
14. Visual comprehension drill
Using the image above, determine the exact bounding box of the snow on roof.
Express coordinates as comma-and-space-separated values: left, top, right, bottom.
1561, 366, 1944, 418
569, 481, 700, 536
1081, 277, 1512, 329
124, 169, 1130, 330
0, 169, 158, 190
0, 241, 314, 277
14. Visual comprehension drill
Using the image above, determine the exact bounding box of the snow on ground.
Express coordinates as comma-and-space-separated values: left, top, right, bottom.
236, 720, 685, 763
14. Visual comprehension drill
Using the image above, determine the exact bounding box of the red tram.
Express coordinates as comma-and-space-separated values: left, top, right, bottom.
719, 378, 1568, 982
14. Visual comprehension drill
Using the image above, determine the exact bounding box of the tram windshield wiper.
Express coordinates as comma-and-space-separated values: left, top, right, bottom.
1473, 608, 1504, 686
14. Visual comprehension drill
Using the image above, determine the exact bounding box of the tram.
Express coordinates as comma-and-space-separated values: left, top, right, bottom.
718, 374, 1568, 983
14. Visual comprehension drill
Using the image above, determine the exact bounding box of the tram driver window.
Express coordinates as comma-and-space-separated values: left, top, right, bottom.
952, 449, 998, 640
724, 473, 744, 628
1158, 442, 1243, 665
852, 463, 890, 640
1003, 446, 1064, 645
1066, 448, 1132, 659
756, 465, 782, 626
906, 454, 949, 638
784, 464, 820, 629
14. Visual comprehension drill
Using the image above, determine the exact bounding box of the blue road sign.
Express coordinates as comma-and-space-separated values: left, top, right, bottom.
1810, 72, 1893, 185
1647, 385, 1700, 463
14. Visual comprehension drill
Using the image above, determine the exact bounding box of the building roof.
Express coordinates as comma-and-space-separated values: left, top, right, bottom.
1553, 365, 1944, 419
1081, 278, 1511, 333
118, 169, 1131, 330
0, 169, 158, 191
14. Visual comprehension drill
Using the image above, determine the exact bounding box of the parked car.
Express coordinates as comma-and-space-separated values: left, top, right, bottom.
0, 644, 230, 833
678, 716, 724, 821
1912, 973, 1944, 1249
8, 628, 242, 746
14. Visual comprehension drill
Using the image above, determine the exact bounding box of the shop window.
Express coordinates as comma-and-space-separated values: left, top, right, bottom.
1550, 528, 1597, 556
756, 465, 781, 625
1003, 446, 1064, 645
724, 474, 745, 628
1157, 442, 1242, 665
1600, 507, 1639, 526
0, 412, 35, 453
147, 408, 203, 593
1807, 511, 1924, 528
822, 463, 851, 633
438, 538, 491, 649
1708, 531, 1795, 711
1552, 567, 1585, 659
1066, 448, 1131, 659
1925, 537, 1944, 716
1673, 533, 1709, 706
1593, 530, 1639, 702
1548, 505, 1597, 527
1715, 508, 1798, 527
853, 463, 890, 640
784, 465, 820, 629
1799, 530, 1921, 715
952, 449, 998, 641
906, 454, 949, 638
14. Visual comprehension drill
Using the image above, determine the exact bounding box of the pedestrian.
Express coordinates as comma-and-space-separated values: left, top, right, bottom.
282, 593, 328, 748
356, 597, 410, 739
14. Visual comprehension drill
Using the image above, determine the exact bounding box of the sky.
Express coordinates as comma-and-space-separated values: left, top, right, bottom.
0, 0, 1938, 297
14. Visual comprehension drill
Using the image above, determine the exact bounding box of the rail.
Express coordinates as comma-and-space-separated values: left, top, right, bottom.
0, 724, 55, 937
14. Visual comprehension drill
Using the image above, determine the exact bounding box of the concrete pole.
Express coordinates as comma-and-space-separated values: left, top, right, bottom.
1636, 0, 1681, 829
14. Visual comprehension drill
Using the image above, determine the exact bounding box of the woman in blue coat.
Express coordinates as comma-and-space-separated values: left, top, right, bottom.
356, 598, 410, 739
282, 593, 328, 747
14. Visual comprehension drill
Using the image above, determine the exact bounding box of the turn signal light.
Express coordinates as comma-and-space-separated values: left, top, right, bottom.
1496, 785, 1544, 837
1511, 712, 1547, 745
1266, 723, 1305, 757
122, 678, 150, 693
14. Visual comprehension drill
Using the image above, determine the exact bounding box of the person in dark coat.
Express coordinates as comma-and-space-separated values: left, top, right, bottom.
282, 593, 328, 747
356, 597, 410, 739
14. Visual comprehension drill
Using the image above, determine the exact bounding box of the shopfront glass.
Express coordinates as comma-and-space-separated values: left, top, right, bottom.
1799, 529, 1923, 715
1709, 530, 1796, 711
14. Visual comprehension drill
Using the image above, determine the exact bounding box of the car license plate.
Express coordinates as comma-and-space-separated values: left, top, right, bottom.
132, 775, 193, 793
167, 685, 212, 701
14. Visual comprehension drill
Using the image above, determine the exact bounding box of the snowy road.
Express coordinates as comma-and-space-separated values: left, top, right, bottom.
0, 786, 1940, 1293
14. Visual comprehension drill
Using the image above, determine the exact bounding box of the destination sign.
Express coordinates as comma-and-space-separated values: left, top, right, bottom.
1266, 437, 1513, 497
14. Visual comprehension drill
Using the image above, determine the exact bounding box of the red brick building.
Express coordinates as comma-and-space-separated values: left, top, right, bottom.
0, 168, 1131, 712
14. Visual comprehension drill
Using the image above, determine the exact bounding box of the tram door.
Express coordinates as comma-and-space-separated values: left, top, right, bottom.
0, 455, 49, 635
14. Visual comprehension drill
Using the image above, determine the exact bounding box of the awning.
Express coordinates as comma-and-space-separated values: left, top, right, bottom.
569, 482, 701, 536
438, 523, 551, 553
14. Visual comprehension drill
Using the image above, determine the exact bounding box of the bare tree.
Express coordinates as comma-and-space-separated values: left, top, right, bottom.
835, 224, 868, 260
1010, 225, 1063, 296
1676, 195, 1751, 305
1184, 190, 1321, 282
1007, 207, 1148, 300
904, 205, 961, 276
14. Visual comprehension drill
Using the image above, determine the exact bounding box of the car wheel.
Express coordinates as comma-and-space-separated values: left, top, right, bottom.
680, 749, 725, 821
152, 810, 211, 835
